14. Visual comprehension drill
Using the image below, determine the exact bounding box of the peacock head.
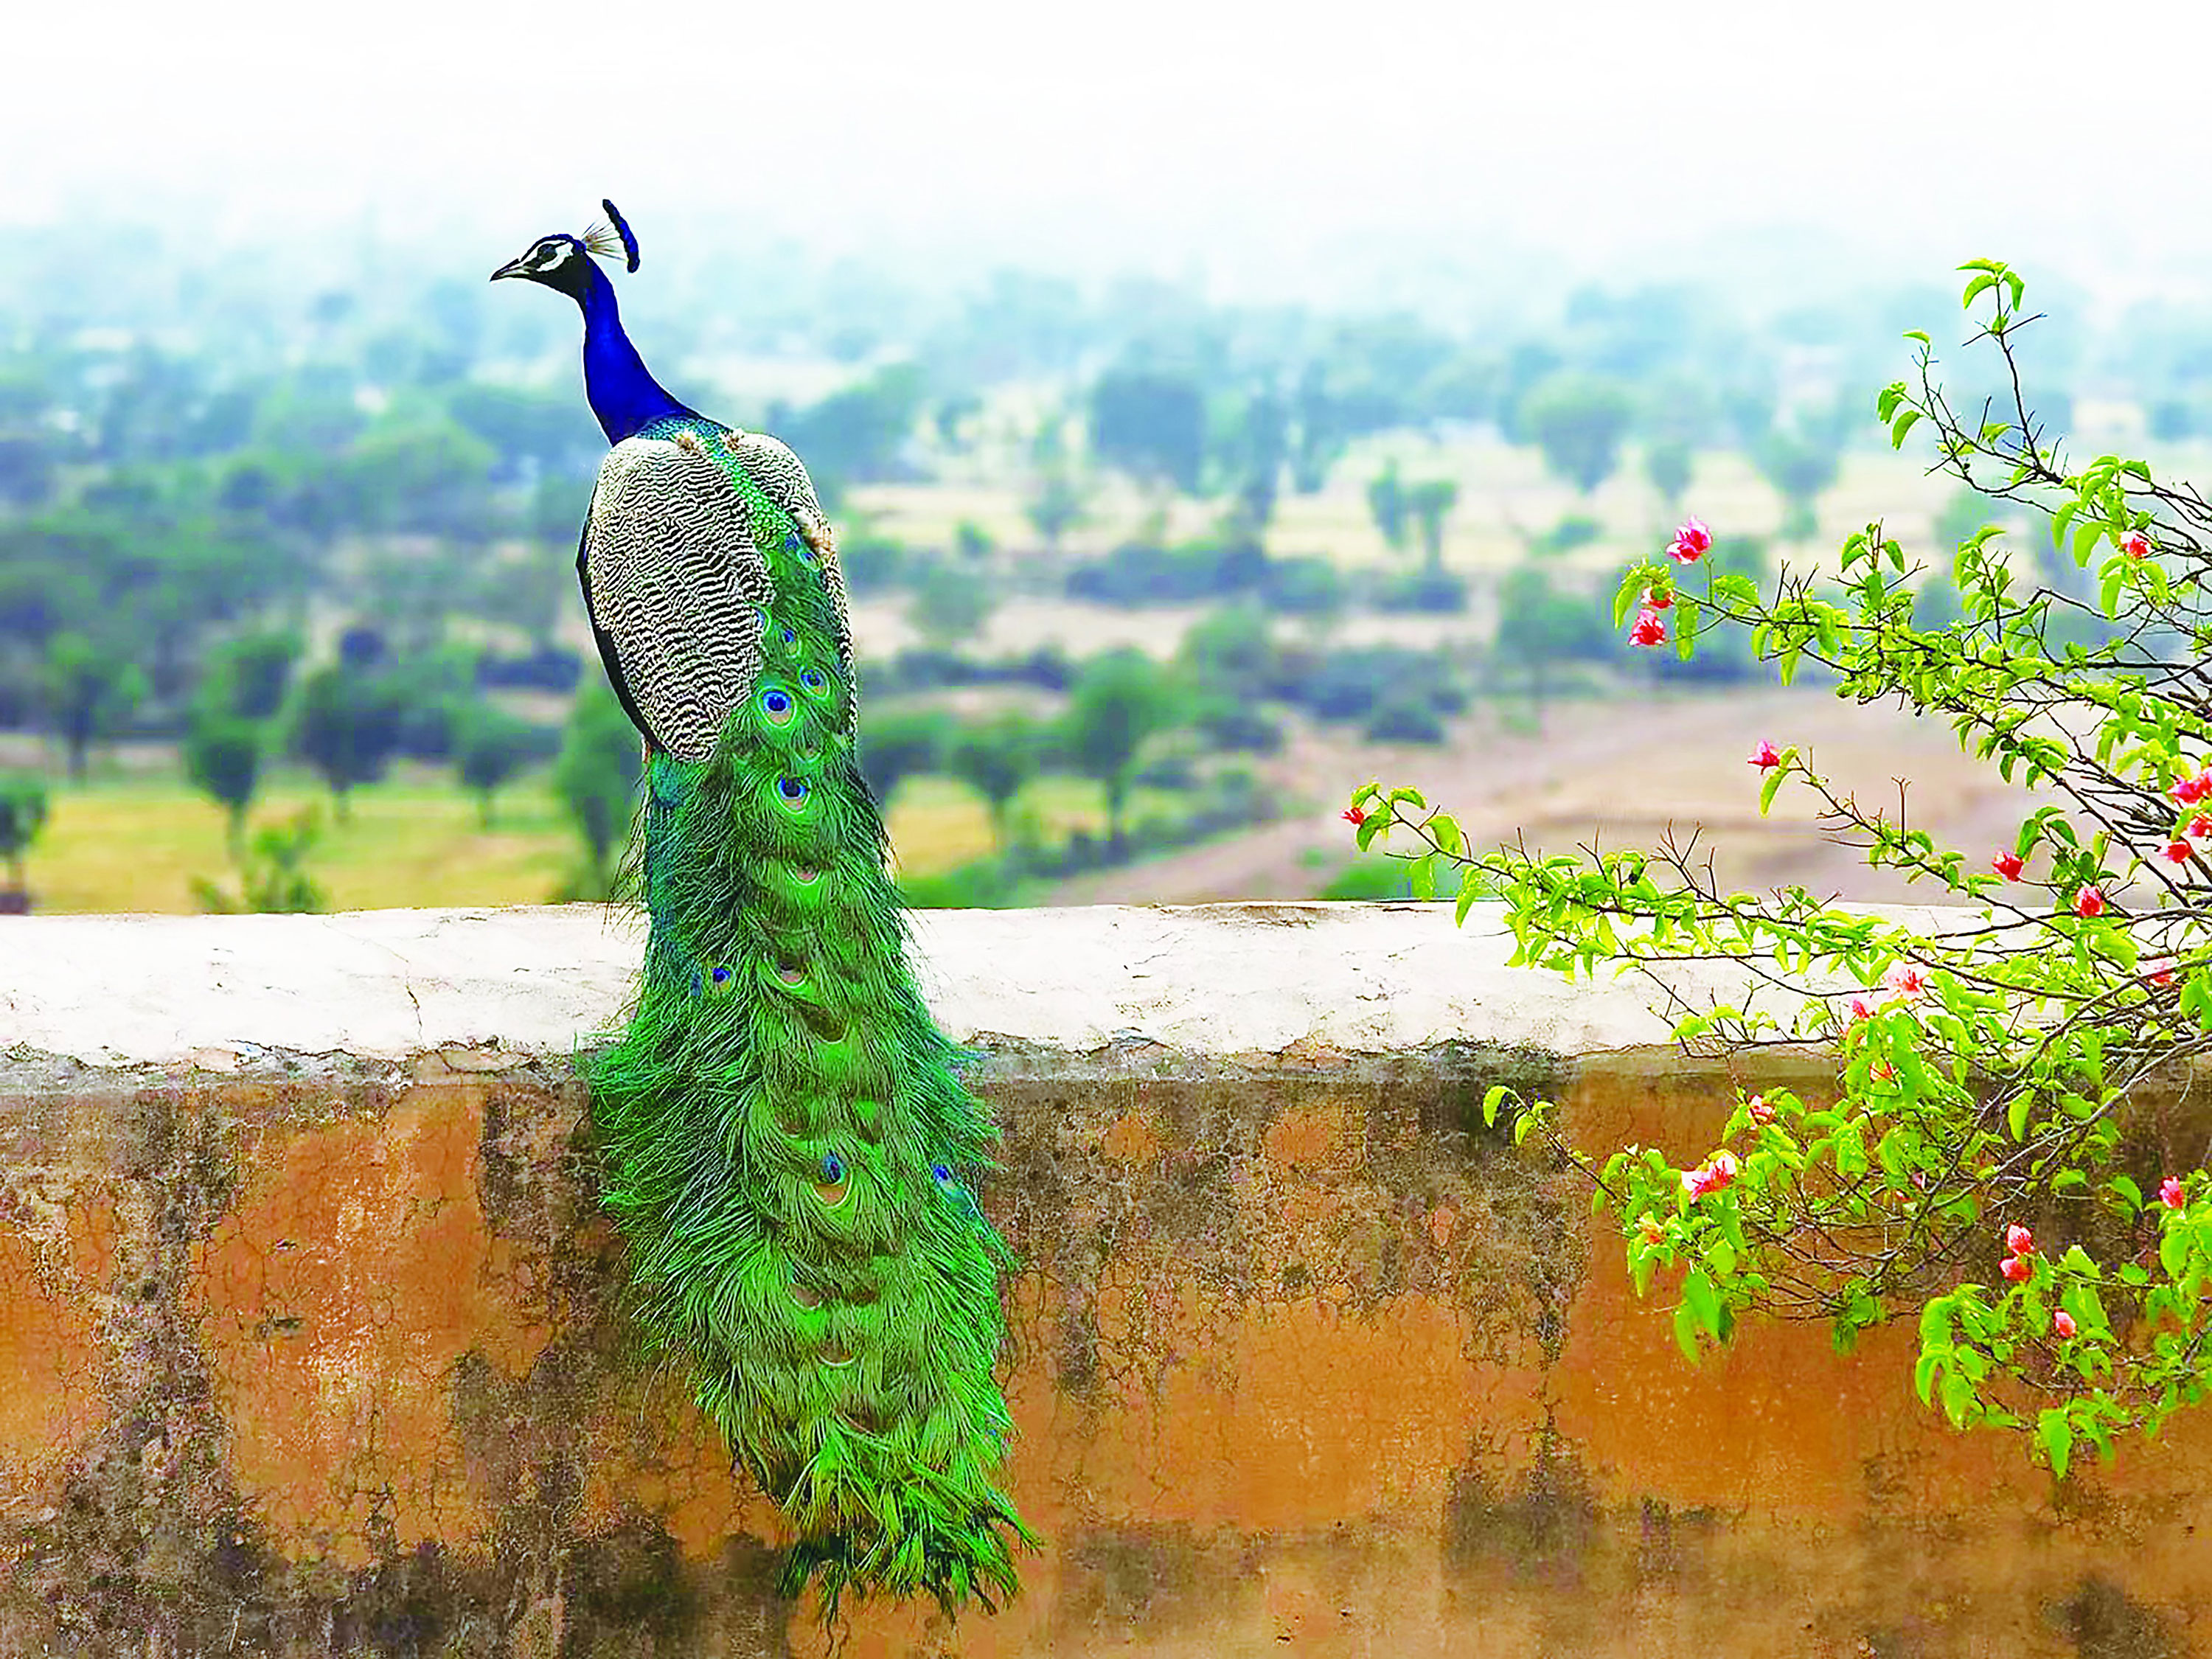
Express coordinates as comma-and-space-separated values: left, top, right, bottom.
490, 199, 640, 296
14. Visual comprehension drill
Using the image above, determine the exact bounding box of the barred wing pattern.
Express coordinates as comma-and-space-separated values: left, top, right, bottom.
584, 437, 773, 762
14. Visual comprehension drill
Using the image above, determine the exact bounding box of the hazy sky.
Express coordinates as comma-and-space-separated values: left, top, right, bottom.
7, 0, 2208, 306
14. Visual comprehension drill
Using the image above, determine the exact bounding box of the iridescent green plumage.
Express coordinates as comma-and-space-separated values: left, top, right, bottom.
585, 431, 1034, 1615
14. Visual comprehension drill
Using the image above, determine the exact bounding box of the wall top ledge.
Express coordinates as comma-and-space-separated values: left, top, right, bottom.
0, 900, 1968, 1070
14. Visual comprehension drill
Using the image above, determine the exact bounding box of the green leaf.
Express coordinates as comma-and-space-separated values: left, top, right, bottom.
1683, 1268, 1720, 1338
2038, 1409, 2072, 1481
1482, 1085, 1510, 1128
1673, 1301, 1702, 1365
1759, 762, 1787, 816
2008, 1093, 2031, 1141
1914, 1349, 1942, 1408
1891, 408, 1924, 451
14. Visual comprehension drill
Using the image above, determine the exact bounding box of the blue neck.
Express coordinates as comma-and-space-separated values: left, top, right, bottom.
577, 262, 691, 444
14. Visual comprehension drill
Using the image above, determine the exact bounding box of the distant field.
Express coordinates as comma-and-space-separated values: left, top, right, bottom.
15, 761, 1161, 915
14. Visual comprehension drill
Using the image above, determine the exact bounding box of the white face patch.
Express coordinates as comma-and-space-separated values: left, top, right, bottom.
530, 240, 574, 274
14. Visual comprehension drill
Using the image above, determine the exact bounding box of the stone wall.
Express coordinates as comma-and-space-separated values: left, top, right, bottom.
1, 903, 2206, 1658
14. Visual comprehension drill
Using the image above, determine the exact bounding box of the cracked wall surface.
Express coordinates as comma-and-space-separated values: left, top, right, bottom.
2, 905, 2210, 1658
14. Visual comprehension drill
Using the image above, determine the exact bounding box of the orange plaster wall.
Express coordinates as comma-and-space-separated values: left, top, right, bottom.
4, 1052, 2211, 1655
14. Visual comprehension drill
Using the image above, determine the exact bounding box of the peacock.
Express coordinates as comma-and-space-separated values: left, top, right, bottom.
492, 201, 1033, 1615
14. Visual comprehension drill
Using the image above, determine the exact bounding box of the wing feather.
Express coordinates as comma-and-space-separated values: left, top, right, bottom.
582, 437, 772, 762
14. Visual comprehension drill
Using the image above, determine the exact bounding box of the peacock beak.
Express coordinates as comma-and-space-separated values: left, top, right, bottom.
489, 256, 530, 282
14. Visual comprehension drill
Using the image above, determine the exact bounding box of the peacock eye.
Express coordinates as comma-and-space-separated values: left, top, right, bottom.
800, 669, 827, 693
776, 776, 808, 804
821, 1152, 846, 1184
932, 1164, 953, 1183
760, 688, 793, 723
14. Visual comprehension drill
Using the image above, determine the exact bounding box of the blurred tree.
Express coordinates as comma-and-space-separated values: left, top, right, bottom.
1090, 369, 1206, 493
933, 392, 984, 450
953, 520, 995, 563
1177, 605, 1277, 700
1022, 414, 1090, 552
1644, 437, 1694, 515
1366, 463, 1409, 552
1405, 479, 1461, 573
453, 700, 541, 827
1521, 374, 1635, 495
1756, 417, 1846, 540
201, 630, 302, 720
949, 716, 1043, 851
291, 663, 405, 819
1290, 361, 1346, 493
43, 631, 147, 782
552, 681, 644, 896
0, 433, 58, 508
445, 383, 599, 484
184, 712, 262, 848
1494, 566, 1609, 727
0, 775, 49, 906
191, 810, 325, 914
1065, 649, 1180, 852
908, 561, 998, 649
858, 708, 952, 807
779, 362, 928, 502
338, 418, 500, 540
1222, 385, 1289, 530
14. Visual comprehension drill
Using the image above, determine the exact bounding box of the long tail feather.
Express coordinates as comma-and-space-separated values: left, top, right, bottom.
588, 467, 1034, 1615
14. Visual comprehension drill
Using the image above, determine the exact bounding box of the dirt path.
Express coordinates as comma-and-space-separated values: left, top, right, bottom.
1048, 688, 2045, 906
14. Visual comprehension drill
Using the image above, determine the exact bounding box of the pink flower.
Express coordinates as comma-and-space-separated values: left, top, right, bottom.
1342, 806, 1366, 827
1847, 995, 1876, 1023
1992, 850, 2025, 881
2164, 841, 2193, 866
2172, 773, 2209, 805
2001, 1253, 2032, 1282
1884, 964, 1929, 1001
2006, 1223, 2034, 1256
1629, 608, 1669, 647
2161, 1175, 2185, 1210
2148, 961, 2177, 988
1748, 740, 1781, 771
1870, 1060, 1897, 1082
2190, 815, 2212, 840
1747, 1095, 1775, 1125
1638, 1214, 1664, 1243
1680, 1150, 1741, 1199
2073, 886, 2108, 919
1668, 515, 1713, 563
2122, 529, 2152, 560
1642, 585, 1673, 611
2054, 1310, 2077, 1338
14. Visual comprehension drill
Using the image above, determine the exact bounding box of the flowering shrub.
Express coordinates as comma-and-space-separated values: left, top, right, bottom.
1349, 261, 2212, 1481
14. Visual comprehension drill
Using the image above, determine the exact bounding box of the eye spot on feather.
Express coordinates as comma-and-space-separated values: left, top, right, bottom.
789, 1279, 824, 1310
776, 776, 809, 809
799, 668, 830, 698
793, 866, 821, 884
711, 965, 731, 986
933, 1164, 953, 1183
821, 1344, 856, 1368
759, 686, 794, 725
776, 959, 806, 986
815, 1152, 851, 1209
